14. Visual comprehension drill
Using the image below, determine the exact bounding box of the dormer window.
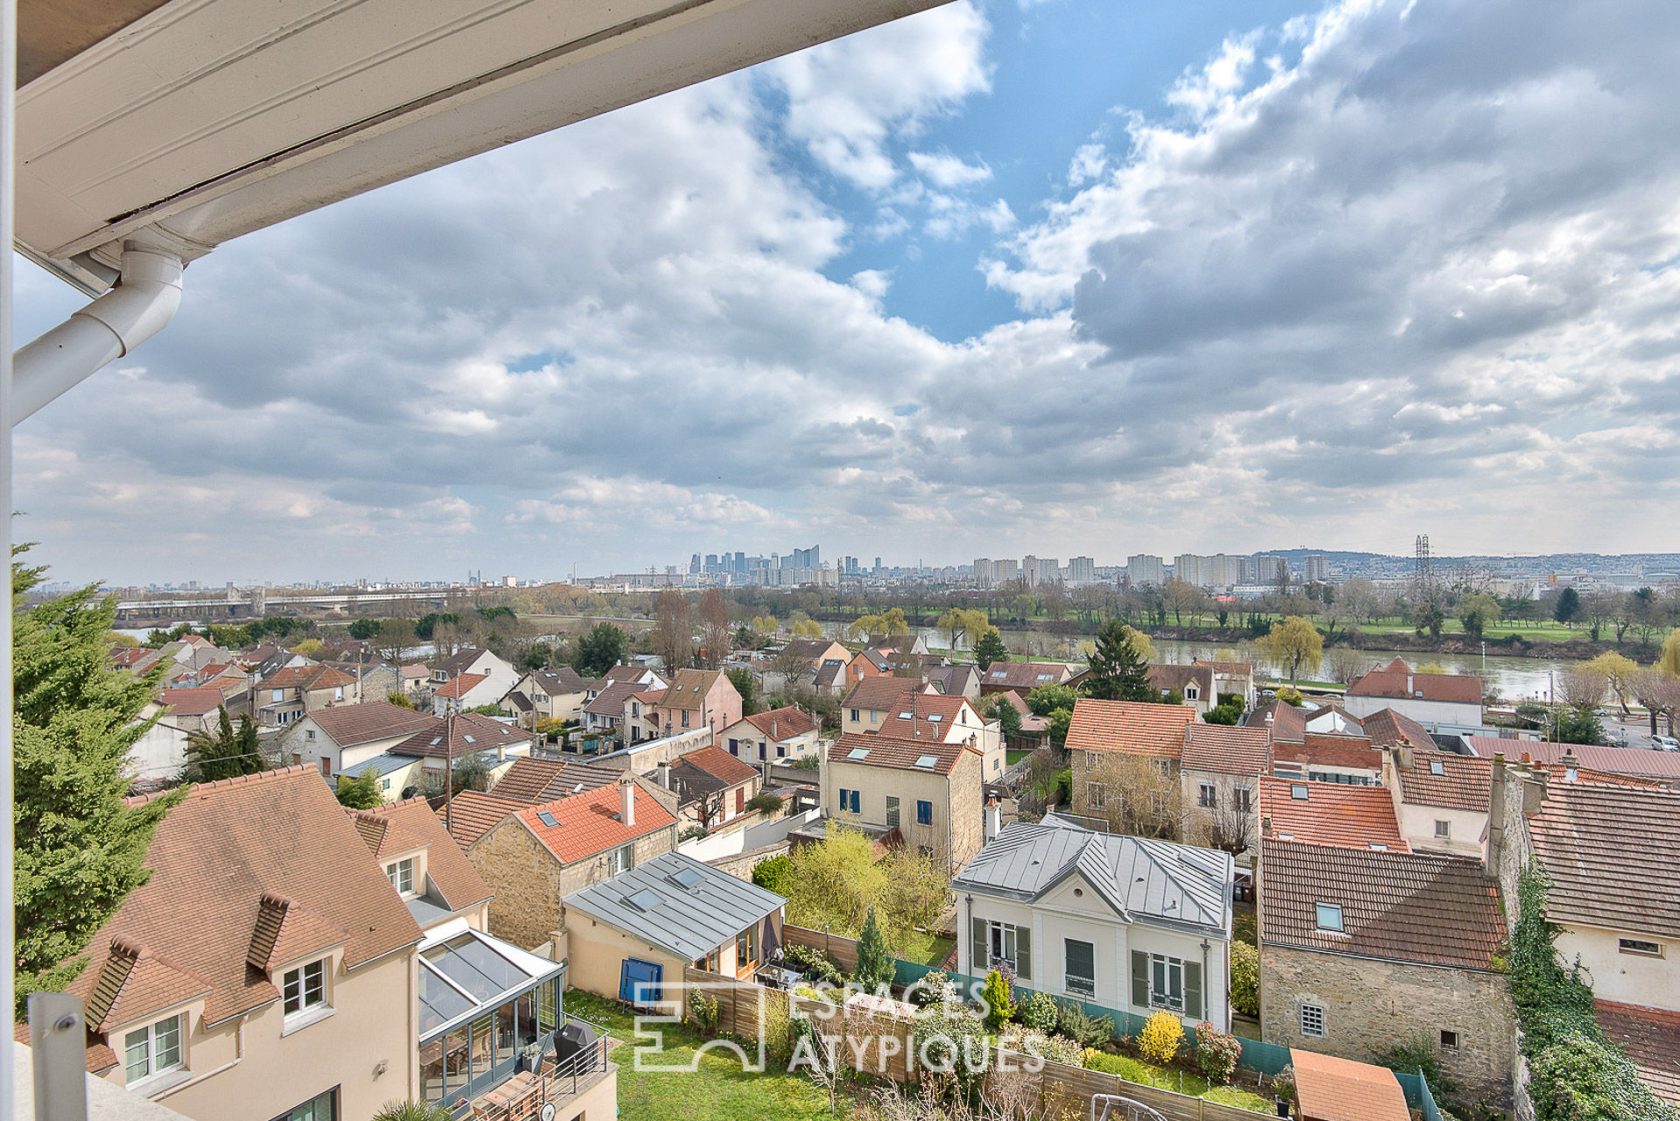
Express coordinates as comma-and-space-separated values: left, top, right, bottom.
283, 959, 329, 1018
386, 857, 416, 897
123, 1013, 184, 1086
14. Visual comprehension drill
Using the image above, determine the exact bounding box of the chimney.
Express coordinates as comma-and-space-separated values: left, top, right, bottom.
1406, 674, 1414, 694
656, 761, 671, 790
1486, 753, 1507, 873
985, 796, 1001, 841
1261, 814, 1275, 839
1560, 749, 1579, 783
1397, 743, 1414, 772
619, 772, 635, 826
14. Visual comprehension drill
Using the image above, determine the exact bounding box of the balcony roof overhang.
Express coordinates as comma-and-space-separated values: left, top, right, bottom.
15, 0, 951, 294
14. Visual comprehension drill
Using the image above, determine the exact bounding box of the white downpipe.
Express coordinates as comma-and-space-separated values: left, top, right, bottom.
11, 246, 183, 424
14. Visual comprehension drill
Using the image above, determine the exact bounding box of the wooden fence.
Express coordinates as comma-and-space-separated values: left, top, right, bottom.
784, 923, 862, 973
1002, 1055, 1270, 1121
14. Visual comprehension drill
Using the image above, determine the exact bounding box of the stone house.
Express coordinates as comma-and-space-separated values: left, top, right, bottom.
822, 731, 984, 875
1257, 839, 1515, 1106
1067, 698, 1198, 832
1179, 722, 1271, 865
462, 773, 679, 950
667, 743, 762, 830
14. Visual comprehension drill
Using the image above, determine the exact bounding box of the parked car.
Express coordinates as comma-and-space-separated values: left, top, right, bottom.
1652, 735, 1680, 752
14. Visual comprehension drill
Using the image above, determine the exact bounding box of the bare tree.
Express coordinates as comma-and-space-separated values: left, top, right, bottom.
1557, 665, 1607, 709
698, 587, 731, 668
651, 589, 692, 672
1105, 755, 1183, 840
1187, 793, 1257, 860
1629, 669, 1680, 736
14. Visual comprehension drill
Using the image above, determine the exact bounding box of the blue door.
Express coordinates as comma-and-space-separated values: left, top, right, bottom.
619, 958, 663, 1007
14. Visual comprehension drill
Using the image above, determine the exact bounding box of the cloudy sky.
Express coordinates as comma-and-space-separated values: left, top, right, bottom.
14, 0, 1680, 585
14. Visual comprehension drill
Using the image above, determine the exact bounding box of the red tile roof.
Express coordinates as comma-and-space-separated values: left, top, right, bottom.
978, 661, 1076, 690
434, 672, 488, 699
1182, 723, 1272, 777
306, 701, 438, 746
1396, 753, 1492, 813
486, 757, 620, 804
1259, 777, 1408, 851
1527, 778, 1680, 940
1066, 699, 1196, 760
841, 675, 932, 713
1594, 1000, 1680, 1105
1359, 707, 1437, 752
157, 686, 226, 717
677, 744, 760, 787
742, 706, 819, 740
517, 781, 676, 864
1273, 734, 1382, 773
1252, 699, 1306, 743
390, 711, 531, 759
1291, 1049, 1411, 1121
354, 797, 491, 913
1259, 840, 1506, 970
656, 668, 729, 712
263, 663, 356, 692
66, 767, 420, 1038
829, 731, 975, 776
439, 790, 530, 848
1347, 662, 1482, 705
1465, 736, 1680, 782
875, 692, 982, 743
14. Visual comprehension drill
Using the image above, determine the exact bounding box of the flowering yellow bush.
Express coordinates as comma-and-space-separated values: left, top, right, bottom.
1137, 1010, 1184, 1064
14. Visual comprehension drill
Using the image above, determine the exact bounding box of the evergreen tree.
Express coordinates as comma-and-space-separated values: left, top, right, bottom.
1553, 586, 1581, 626
336, 770, 385, 809
853, 907, 894, 992
974, 628, 1008, 671
572, 622, 627, 677
13, 550, 184, 1007
184, 706, 267, 782
1082, 619, 1153, 701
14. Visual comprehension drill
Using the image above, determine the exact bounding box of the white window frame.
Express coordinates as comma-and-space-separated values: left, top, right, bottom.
385, 857, 416, 897
1300, 1003, 1326, 1038
1315, 902, 1345, 932
123, 1013, 185, 1086
1198, 782, 1217, 809
987, 921, 1020, 972
1434, 819, 1451, 839
1086, 782, 1106, 810
1148, 954, 1185, 1012
1618, 937, 1663, 957
283, 959, 329, 1020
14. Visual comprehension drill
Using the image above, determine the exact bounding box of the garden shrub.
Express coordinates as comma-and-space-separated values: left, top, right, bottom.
907, 970, 958, 1007
1137, 1010, 1183, 1065
1271, 1065, 1297, 1106
1000, 1027, 1081, 1067
980, 968, 1015, 1031
1376, 1035, 1454, 1100
784, 942, 846, 987
1019, 990, 1060, 1033
1229, 941, 1260, 1017
688, 989, 719, 1036
911, 1003, 991, 1100
1055, 999, 1115, 1049
1193, 1022, 1242, 1085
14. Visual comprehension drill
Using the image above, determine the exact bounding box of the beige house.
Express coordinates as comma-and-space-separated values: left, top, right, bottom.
283, 700, 440, 778
840, 675, 937, 735
1179, 722, 1271, 864
131, 687, 227, 781
254, 663, 360, 728
39, 766, 423, 1121
562, 851, 786, 1004
668, 744, 762, 830
1067, 698, 1198, 833
502, 666, 590, 726
462, 774, 680, 950
1146, 664, 1216, 716
869, 690, 1005, 783
719, 705, 822, 769
823, 731, 984, 875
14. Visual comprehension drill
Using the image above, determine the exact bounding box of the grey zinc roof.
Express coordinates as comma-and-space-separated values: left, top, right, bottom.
340, 752, 418, 779
563, 851, 786, 962
954, 817, 1232, 937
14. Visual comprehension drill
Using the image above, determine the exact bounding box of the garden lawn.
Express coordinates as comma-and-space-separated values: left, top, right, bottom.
1083, 1049, 1272, 1112
1232, 903, 1257, 947
561, 990, 848, 1121
896, 931, 956, 968
1006, 749, 1033, 768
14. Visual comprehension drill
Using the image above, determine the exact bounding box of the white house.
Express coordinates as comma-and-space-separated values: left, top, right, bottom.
954, 814, 1234, 1031
1343, 658, 1483, 729
282, 701, 441, 778
718, 706, 823, 769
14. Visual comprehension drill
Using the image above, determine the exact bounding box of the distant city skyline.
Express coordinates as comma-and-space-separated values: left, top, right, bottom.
14, 0, 1680, 585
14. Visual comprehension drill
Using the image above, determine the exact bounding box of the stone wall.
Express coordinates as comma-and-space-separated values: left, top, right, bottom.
1260, 943, 1515, 1108
470, 819, 566, 950
948, 749, 984, 873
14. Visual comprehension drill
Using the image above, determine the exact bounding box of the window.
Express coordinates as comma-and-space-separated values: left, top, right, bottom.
1290, 784, 1309, 800
1087, 782, 1106, 810
283, 959, 328, 1017
1185, 686, 1199, 700
123, 1014, 184, 1084
1440, 1029, 1460, 1054
1129, 951, 1202, 1018
738, 922, 759, 967
1315, 903, 1345, 932
681, 710, 690, 728
728, 738, 739, 755
885, 796, 900, 828
305, 729, 316, 742
916, 799, 933, 826
272, 688, 283, 702
1198, 782, 1217, 809
609, 844, 635, 875
979, 920, 1031, 978
850, 708, 860, 722
1434, 820, 1451, 839
386, 857, 416, 896
1235, 786, 1253, 813
1429, 759, 1445, 776
1618, 938, 1663, 957
272, 1088, 337, 1121
1065, 938, 1096, 998
1300, 1003, 1326, 1037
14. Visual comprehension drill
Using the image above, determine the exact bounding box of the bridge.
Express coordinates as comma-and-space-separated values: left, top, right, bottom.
113, 587, 469, 622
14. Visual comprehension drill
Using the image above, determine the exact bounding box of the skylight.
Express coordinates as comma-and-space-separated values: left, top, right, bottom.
626, 888, 664, 912
1429, 759, 1445, 775
1291, 784, 1309, 800
1315, 902, 1345, 932
669, 867, 705, 889
927, 714, 942, 723
915, 755, 939, 769
537, 811, 558, 827
463, 734, 476, 744
847, 747, 870, 760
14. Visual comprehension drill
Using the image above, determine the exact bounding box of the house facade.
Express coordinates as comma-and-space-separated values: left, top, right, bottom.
668, 744, 763, 829
502, 666, 590, 725
823, 731, 983, 874
283, 701, 441, 777
719, 705, 822, 769
1146, 664, 1216, 716
841, 676, 937, 735
1067, 699, 1198, 832
463, 774, 680, 950
646, 668, 742, 743
1343, 657, 1483, 728
956, 816, 1235, 1031
254, 663, 359, 728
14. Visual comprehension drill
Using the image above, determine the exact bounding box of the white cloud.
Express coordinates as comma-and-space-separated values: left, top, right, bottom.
908, 150, 993, 188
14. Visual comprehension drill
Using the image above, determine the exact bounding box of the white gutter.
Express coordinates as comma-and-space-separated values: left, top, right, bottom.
11, 245, 184, 424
